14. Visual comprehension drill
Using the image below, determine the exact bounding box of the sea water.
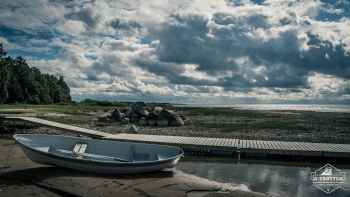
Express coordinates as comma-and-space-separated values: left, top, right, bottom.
176, 162, 350, 197
174, 104, 350, 113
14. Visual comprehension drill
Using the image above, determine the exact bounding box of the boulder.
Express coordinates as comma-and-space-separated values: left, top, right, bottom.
152, 106, 163, 113
156, 117, 168, 127
159, 109, 176, 125
139, 108, 149, 117
184, 119, 192, 126
109, 118, 116, 122
148, 119, 157, 126
121, 118, 129, 124
180, 115, 187, 120
138, 117, 148, 126
110, 109, 122, 122
125, 110, 132, 117
127, 125, 138, 134
171, 116, 184, 126
98, 115, 107, 122
146, 111, 157, 120
131, 101, 147, 113
130, 112, 140, 122
122, 107, 131, 113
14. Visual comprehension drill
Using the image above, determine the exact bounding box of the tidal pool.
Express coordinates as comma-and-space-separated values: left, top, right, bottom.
177, 160, 349, 197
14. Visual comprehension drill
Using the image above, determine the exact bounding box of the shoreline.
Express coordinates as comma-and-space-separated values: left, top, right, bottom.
2, 108, 349, 144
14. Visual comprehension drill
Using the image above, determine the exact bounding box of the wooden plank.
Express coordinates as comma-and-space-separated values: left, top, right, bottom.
79, 144, 87, 153
73, 144, 81, 153
195, 137, 207, 145
281, 142, 293, 151
263, 141, 272, 150
255, 141, 263, 149
289, 142, 305, 151
301, 142, 319, 152
286, 142, 299, 151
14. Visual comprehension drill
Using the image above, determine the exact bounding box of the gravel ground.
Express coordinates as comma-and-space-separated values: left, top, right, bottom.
1, 108, 350, 144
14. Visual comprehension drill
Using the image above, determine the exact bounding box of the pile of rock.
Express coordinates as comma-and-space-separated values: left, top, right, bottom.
100, 101, 191, 127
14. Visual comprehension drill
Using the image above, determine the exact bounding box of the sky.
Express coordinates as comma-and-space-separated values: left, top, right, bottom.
0, 0, 350, 104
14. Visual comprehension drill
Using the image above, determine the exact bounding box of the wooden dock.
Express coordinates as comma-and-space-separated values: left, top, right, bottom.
0, 116, 111, 138
105, 134, 350, 157
1, 116, 350, 158
104, 134, 239, 151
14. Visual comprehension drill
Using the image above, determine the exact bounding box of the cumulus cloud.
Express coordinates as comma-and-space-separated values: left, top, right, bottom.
0, 0, 349, 103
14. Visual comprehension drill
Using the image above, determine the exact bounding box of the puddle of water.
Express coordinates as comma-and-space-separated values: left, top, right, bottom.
177, 159, 350, 197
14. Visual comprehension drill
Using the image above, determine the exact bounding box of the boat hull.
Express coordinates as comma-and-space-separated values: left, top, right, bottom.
14, 134, 183, 174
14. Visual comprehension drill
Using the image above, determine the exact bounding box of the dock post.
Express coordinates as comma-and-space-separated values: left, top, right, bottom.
237, 148, 241, 161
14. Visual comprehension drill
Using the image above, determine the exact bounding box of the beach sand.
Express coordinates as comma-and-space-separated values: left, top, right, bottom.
0, 139, 268, 197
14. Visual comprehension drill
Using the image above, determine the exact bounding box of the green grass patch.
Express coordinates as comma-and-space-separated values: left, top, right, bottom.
35, 116, 81, 124
201, 121, 311, 132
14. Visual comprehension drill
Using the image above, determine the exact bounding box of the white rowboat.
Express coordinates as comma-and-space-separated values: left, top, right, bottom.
13, 134, 184, 174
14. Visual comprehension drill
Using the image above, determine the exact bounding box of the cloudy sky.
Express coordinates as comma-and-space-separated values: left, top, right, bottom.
1, 0, 350, 104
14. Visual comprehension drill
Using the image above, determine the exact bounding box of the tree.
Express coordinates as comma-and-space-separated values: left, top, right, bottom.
0, 44, 72, 104
0, 44, 10, 104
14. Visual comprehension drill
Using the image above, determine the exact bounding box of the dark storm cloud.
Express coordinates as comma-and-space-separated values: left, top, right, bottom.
64, 8, 100, 30
107, 19, 142, 31
140, 11, 349, 90
151, 14, 239, 74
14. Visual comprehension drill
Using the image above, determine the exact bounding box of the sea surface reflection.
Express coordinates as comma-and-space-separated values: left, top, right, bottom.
176, 161, 349, 197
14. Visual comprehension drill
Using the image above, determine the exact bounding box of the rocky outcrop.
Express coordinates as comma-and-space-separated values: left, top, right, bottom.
107, 101, 191, 127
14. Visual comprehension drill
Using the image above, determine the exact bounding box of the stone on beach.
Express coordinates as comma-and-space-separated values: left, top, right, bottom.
131, 101, 147, 113
127, 125, 138, 134
146, 111, 157, 120
156, 117, 168, 127
148, 119, 157, 126
139, 108, 149, 117
110, 109, 122, 122
121, 118, 129, 124
160, 109, 176, 125
138, 117, 148, 126
130, 112, 140, 122
171, 117, 184, 126
98, 115, 107, 122
183, 119, 192, 126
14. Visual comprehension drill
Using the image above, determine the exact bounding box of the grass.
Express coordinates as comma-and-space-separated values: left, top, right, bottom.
0, 121, 37, 130
35, 116, 81, 124
201, 121, 312, 132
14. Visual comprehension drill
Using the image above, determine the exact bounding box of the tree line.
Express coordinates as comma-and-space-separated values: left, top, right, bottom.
0, 44, 72, 104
